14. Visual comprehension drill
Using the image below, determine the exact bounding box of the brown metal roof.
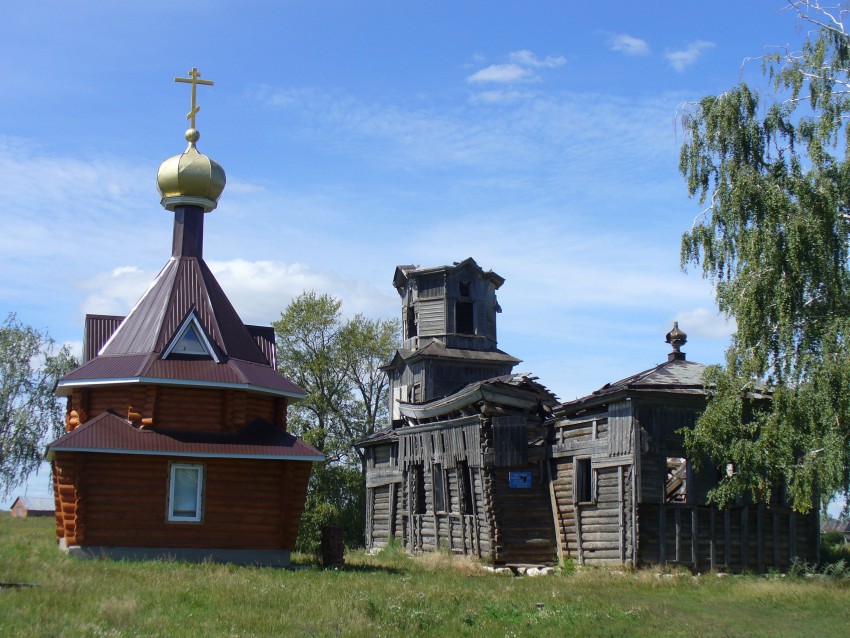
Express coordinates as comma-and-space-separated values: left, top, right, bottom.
247, 325, 276, 368
99, 257, 268, 365
57, 353, 305, 398
46, 411, 324, 461
60, 252, 305, 397
83, 315, 125, 363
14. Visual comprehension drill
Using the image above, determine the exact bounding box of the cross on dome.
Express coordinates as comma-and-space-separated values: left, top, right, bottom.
174, 67, 214, 130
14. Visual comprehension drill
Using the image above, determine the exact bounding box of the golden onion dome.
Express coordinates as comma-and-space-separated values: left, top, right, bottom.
156, 128, 226, 212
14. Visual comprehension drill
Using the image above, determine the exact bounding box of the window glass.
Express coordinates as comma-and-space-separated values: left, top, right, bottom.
175, 325, 209, 356
170, 464, 203, 521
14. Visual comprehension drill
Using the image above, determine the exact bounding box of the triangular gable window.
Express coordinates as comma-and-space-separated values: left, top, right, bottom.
162, 313, 220, 362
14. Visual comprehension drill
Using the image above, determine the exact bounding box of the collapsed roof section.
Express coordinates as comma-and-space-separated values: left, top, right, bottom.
398, 373, 558, 423
392, 257, 505, 293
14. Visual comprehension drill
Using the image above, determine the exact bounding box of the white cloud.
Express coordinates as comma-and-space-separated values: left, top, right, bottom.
508, 50, 566, 68
665, 40, 715, 72
466, 49, 565, 85
467, 63, 535, 84
608, 34, 650, 56
79, 265, 158, 317
673, 307, 735, 341
63, 340, 84, 361
468, 89, 535, 104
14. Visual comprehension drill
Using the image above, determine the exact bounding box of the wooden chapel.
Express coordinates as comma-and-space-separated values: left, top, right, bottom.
46, 69, 323, 566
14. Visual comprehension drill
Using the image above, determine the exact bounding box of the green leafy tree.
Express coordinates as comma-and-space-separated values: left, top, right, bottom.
0, 313, 78, 496
274, 292, 351, 459
338, 314, 399, 474
273, 292, 400, 551
679, 1, 850, 514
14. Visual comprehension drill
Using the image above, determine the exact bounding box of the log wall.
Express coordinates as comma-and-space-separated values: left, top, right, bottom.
549, 409, 636, 566
66, 385, 284, 433
51, 452, 311, 551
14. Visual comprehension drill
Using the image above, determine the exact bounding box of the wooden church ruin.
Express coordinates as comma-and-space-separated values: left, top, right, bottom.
46, 69, 323, 566
361, 261, 820, 571
359, 259, 559, 564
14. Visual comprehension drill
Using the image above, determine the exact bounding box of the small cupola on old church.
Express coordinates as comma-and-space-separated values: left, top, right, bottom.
665, 321, 687, 362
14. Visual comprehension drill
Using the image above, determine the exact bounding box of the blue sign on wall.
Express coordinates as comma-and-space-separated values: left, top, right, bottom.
509, 471, 532, 488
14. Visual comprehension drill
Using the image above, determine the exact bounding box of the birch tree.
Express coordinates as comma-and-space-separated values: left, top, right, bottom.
679, 1, 850, 513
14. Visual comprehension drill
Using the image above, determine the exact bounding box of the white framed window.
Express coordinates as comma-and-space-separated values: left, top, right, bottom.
168, 463, 204, 522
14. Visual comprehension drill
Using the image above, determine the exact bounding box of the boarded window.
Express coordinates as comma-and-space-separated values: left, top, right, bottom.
412, 383, 422, 403
665, 457, 688, 503
459, 461, 474, 515
575, 457, 593, 504
374, 445, 392, 466
418, 274, 445, 298
414, 465, 426, 514
456, 301, 474, 334
432, 464, 446, 512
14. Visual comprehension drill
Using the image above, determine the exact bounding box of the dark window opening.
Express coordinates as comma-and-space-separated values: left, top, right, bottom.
575, 458, 593, 503
432, 464, 446, 512
459, 461, 474, 515
459, 281, 471, 297
456, 301, 474, 334
665, 457, 688, 503
406, 306, 417, 338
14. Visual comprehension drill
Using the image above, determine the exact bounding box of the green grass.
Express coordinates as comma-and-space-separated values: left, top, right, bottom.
0, 517, 847, 637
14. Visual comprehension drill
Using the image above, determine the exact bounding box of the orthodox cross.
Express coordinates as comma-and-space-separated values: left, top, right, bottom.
174, 67, 214, 129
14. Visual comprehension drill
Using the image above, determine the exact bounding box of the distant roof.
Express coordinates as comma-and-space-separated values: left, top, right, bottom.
822, 518, 850, 534
398, 373, 558, 420
392, 257, 505, 290
382, 339, 521, 371
10, 496, 54, 511
46, 412, 324, 462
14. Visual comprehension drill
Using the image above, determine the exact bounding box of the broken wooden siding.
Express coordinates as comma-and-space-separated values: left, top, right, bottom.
638, 503, 819, 571
549, 411, 636, 565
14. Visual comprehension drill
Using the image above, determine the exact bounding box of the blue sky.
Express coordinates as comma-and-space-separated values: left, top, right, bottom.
2, 1, 829, 505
